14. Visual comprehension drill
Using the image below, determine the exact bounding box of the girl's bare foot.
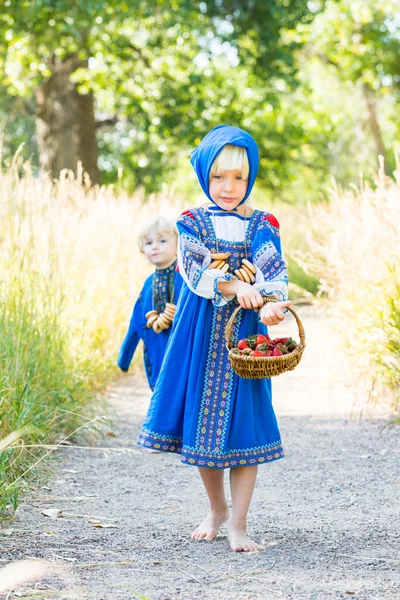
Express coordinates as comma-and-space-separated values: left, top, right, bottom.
191, 507, 229, 541
227, 525, 264, 552
148, 449, 161, 454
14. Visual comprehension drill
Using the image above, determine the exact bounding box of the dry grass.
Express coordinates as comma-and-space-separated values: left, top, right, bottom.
300, 158, 400, 410
0, 158, 186, 514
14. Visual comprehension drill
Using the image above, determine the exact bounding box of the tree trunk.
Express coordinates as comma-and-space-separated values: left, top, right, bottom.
35, 55, 100, 185
362, 82, 388, 172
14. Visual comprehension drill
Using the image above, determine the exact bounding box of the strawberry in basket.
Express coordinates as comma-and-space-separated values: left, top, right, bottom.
233, 335, 298, 357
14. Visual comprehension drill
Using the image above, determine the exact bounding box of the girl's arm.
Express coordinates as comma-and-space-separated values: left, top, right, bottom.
177, 211, 235, 307
251, 213, 288, 302
117, 295, 142, 372
218, 279, 264, 310
251, 213, 291, 325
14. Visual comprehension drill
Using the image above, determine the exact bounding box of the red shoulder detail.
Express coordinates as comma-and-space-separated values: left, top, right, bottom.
181, 209, 195, 219
262, 213, 280, 229
175, 264, 180, 272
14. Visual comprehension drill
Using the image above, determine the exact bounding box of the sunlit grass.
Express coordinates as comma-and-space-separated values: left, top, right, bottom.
0, 159, 185, 515
301, 158, 400, 411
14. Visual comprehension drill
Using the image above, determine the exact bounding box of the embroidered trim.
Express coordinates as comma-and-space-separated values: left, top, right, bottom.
194, 303, 239, 452
179, 232, 209, 290
143, 344, 152, 383
260, 213, 280, 237
256, 289, 286, 303
212, 273, 234, 307
138, 429, 284, 469
152, 261, 177, 313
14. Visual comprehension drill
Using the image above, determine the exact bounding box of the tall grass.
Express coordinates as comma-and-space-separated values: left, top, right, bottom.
0, 159, 185, 515
301, 159, 400, 411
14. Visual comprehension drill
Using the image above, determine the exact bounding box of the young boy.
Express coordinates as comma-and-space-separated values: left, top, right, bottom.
117, 216, 183, 390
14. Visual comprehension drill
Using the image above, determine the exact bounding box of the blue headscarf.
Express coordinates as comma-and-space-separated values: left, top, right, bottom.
190, 125, 259, 210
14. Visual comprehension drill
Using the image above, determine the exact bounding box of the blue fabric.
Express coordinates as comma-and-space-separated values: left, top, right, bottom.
190, 125, 259, 210
117, 265, 183, 391
138, 208, 287, 469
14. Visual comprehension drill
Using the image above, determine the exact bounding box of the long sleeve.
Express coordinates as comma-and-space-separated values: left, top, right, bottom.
117, 294, 143, 371
177, 210, 234, 307
251, 213, 288, 301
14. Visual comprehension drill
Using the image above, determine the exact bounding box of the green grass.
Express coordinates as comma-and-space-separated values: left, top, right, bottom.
287, 258, 320, 297
0, 269, 103, 515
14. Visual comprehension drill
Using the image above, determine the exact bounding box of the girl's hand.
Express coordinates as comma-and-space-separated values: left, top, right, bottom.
232, 280, 264, 310
259, 300, 292, 326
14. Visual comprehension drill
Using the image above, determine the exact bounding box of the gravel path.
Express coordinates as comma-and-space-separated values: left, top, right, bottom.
1, 307, 399, 600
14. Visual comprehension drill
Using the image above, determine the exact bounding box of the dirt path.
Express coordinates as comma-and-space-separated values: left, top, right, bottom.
1, 307, 399, 600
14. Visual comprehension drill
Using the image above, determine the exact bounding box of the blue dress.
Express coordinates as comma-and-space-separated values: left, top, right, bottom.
138, 207, 288, 468
118, 261, 183, 390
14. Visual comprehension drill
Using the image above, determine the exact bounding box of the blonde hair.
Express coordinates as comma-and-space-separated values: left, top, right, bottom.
210, 144, 250, 179
138, 216, 178, 253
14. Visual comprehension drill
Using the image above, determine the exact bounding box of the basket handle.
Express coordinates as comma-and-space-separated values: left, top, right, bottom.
225, 296, 306, 351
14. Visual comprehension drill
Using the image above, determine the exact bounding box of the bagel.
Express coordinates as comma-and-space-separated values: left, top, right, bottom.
146, 314, 159, 328
209, 259, 224, 270
242, 259, 257, 274
152, 321, 162, 334
157, 313, 171, 328
165, 303, 176, 311
145, 310, 158, 319
238, 268, 251, 284
220, 262, 230, 274
241, 264, 256, 282
234, 269, 245, 281
211, 252, 230, 260
164, 307, 176, 318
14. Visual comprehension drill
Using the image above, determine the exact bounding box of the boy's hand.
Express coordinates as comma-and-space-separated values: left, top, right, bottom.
259, 300, 292, 326
231, 280, 264, 310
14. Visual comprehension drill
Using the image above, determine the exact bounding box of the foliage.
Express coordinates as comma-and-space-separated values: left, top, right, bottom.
0, 0, 324, 194
1, 1, 399, 198
302, 160, 400, 409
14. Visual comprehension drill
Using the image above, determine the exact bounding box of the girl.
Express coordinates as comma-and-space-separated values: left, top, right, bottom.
138, 125, 291, 552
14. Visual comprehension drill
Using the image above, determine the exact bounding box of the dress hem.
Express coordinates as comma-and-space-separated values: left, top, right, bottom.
137, 433, 284, 470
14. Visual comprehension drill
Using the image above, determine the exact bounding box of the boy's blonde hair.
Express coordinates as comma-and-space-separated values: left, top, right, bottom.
210, 144, 250, 179
138, 216, 178, 253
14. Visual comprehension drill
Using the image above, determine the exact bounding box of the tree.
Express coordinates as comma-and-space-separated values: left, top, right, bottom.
0, 1, 320, 190
301, 0, 400, 171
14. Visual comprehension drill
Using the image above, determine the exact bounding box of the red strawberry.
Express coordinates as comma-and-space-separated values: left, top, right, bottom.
272, 337, 289, 345
272, 347, 283, 357
256, 334, 270, 346
237, 339, 248, 350
242, 347, 252, 355
250, 350, 267, 357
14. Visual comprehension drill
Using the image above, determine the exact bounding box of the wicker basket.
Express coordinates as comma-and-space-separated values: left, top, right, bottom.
225, 297, 306, 379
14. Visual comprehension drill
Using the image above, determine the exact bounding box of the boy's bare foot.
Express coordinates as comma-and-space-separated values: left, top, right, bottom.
227, 526, 264, 552
148, 449, 161, 454
191, 507, 229, 541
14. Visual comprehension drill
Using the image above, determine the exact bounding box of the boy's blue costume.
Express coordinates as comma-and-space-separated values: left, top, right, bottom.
118, 261, 183, 390
138, 126, 289, 468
